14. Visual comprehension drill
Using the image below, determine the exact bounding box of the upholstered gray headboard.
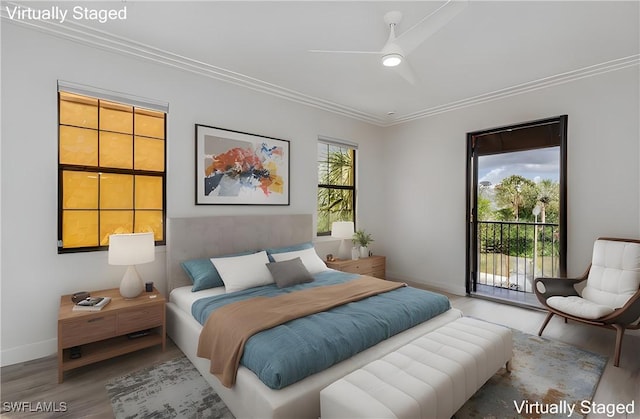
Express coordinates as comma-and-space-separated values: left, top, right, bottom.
166, 214, 313, 291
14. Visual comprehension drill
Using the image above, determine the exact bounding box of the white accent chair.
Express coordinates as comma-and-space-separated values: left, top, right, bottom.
534, 237, 640, 367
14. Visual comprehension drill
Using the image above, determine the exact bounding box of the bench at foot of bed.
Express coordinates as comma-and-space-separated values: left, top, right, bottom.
320, 317, 512, 419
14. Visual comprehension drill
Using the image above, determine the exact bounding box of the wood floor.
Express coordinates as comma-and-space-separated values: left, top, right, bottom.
1, 294, 638, 418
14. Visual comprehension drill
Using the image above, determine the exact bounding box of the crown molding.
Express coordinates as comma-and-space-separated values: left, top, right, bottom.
387, 55, 640, 126
3, 6, 638, 128
1, 8, 387, 125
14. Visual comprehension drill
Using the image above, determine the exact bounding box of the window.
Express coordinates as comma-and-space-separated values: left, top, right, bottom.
58, 85, 167, 252
317, 138, 356, 235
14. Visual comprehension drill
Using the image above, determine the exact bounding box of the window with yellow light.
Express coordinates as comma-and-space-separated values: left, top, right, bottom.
58, 91, 166, 252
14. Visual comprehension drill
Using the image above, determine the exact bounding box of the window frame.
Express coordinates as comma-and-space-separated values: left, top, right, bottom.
316, 138, 357, 236
57, 87, 167, 253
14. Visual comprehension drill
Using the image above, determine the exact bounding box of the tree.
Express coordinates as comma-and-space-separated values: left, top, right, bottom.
535, 179, 559, 224
494, 175, 536, 221
477, 196, 493, 221
317, 148, 354, 234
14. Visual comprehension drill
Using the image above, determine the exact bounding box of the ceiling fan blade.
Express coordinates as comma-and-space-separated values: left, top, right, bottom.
395, 0, 468, 55
392, 59, 417, 85
308, 49, 380, 55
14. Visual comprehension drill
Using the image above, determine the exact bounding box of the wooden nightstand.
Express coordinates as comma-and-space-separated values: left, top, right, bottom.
325, 255, 386, 279
57, 287, 166, 383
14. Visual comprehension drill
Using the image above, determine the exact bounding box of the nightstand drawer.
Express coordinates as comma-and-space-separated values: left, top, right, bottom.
325, 255, 386, 278
368, 258, 386, 270
118, 305, 164, 334
342, 259, 383, 273
60, 314, 117, 348
341, 263, 368, 274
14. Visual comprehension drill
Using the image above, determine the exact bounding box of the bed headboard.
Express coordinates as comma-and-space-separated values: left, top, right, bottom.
166, 214, 313, 291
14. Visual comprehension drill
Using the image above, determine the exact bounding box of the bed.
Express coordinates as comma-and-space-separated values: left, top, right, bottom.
165, 215, 463, 419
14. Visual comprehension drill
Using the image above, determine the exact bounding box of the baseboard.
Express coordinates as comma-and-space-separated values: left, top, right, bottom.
386, 271, 467, 296
1, 338, 57, 367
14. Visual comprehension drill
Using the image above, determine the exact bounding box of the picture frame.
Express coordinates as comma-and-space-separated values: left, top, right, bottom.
195, 124, 290, 205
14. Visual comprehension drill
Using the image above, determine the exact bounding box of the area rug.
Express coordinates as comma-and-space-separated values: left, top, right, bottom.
454, 329, 608, 419
107, 329, 607, 419
105, 356, 234, 419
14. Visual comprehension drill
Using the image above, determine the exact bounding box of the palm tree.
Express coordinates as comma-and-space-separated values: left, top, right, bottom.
535, 179, 559, 224
317, 148, 354, 233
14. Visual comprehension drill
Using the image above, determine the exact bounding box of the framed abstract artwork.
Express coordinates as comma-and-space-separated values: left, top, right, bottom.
195, 125, 290, 205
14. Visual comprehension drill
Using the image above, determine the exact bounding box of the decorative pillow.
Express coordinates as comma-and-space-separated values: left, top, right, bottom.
181, 250, 255, 292
266, 257, 314, 288
211, 250, 274, 293
266, 242, 314, 262
271, 247, 328, 274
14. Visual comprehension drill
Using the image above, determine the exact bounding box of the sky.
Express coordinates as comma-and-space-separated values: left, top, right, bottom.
478, 147, 560, 187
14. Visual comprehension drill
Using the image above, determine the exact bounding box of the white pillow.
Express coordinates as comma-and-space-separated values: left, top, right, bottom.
271, 247, 328, 274
211, 250, 274, 293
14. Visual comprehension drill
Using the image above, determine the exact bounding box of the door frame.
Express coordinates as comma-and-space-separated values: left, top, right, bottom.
465, 115, 568, 295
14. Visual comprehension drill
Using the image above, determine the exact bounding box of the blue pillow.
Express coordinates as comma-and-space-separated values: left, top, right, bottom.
181, 250, 255, 291
265, 242, 314, 262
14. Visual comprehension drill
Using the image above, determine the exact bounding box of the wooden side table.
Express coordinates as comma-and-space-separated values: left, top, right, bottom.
57, 287, 166, 383
325, 255, 386, 279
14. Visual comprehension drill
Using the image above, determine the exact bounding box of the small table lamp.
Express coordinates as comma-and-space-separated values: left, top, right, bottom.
331, 221, 355, 260
109, 232, 155, 298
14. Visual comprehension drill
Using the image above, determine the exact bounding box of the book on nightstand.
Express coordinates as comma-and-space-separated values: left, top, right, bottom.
72, 296, 111, 311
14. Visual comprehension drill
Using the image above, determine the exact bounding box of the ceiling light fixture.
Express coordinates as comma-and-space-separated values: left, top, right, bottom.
382, 53, 403, 67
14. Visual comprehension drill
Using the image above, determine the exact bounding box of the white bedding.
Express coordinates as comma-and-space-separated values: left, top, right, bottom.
169, 285, 225, 313
166, 285, 463, 419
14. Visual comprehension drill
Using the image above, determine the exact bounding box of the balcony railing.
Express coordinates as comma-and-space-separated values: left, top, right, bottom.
477, 220, 560, 293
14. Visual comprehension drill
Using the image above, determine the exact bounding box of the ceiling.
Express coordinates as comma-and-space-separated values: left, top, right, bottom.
10, 1, 640, 125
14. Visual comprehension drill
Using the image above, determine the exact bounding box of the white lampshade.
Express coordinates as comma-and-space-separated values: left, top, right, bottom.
109, 232, 155, 265
108, 232, 155, 298
331, 221, 355, 239
331, 221, 355, 259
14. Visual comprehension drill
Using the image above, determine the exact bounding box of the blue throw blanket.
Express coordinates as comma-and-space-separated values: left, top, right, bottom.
192, 270, 451, 389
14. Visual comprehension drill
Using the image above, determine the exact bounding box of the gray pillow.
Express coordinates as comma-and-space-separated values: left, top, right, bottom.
266, 257, 314, 288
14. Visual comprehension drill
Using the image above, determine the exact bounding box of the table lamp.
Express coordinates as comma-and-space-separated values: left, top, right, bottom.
108, 232, 155, 298
331, 221, 355, 260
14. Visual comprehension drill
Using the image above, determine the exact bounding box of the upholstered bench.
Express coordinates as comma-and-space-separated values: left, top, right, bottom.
320, 317, 512, 419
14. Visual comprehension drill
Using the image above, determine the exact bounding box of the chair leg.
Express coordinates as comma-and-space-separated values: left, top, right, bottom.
613, 324, 625, 367
538, 312, 554, 336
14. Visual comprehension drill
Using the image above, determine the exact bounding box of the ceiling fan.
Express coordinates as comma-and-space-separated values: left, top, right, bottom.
309, 0, 468, 84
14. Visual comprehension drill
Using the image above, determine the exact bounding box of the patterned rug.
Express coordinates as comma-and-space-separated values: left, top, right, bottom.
105, 356, 234, 419
455, 329, 608, 418
106, 330, 607, 419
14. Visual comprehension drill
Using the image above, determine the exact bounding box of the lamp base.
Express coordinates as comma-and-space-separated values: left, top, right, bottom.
120, 265, 144, 299
338, 239, 351, 259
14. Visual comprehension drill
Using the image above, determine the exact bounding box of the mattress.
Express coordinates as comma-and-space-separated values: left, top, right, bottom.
169, 285, 224, 313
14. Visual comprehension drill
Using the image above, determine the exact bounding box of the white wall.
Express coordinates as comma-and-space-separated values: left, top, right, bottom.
382, 67, 640, 294
0, 23, 385, 365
